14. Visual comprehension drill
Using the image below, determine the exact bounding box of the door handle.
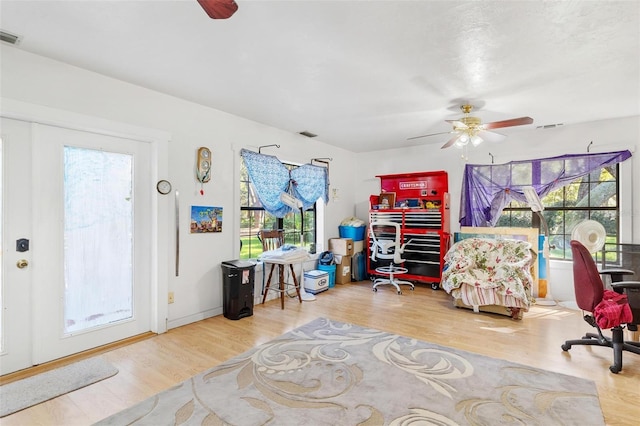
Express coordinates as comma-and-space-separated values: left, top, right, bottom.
16, 259, 28, 269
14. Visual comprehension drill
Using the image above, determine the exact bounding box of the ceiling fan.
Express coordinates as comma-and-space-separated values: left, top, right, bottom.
408, 104, 533, 149
197, 0, 238, 19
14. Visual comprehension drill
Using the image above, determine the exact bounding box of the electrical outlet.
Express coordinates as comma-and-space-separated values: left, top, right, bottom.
168, 292, 175, 304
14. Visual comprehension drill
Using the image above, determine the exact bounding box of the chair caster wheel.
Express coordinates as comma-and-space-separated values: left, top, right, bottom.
561, 344, 570, 351
410, 287, 414, 291
431, 283, 439, 290
397, 291, 402, 295
609, 365, 621, 374
373, 288, 377, 292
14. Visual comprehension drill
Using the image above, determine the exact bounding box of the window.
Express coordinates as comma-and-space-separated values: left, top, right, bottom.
240, 159, 316, 260
497, 165, 620, 260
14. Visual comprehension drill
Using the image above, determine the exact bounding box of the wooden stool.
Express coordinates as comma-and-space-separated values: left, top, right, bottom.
262, 262, 302, 309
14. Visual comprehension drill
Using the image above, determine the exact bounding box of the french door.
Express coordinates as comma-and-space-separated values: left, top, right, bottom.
1, 117, 153, 374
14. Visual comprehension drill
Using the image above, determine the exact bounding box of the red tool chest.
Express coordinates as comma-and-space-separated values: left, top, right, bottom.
367, 171, 450, 289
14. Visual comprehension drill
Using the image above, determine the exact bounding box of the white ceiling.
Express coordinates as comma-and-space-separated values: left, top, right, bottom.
1, 0, 639, 153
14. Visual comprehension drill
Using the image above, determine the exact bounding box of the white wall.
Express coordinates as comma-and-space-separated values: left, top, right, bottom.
354, 116, 640, 301
3, 44, 638, 321
1, 45, 357, 328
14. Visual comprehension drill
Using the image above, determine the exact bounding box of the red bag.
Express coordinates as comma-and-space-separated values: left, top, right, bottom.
593, 289, 633, 329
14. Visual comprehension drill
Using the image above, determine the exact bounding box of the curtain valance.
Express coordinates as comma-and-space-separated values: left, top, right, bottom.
459, 150, 632, 227
240, 149, 329, 218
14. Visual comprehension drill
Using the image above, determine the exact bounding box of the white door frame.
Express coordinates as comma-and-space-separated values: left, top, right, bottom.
1, 97, 170, 336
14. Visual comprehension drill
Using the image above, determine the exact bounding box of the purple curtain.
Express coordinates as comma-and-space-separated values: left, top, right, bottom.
459, 150, 632, 227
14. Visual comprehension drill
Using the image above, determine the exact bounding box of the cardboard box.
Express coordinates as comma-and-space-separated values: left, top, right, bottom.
335, 255, 352, 284
328, 238, 354, 256
353, 240, 364, 254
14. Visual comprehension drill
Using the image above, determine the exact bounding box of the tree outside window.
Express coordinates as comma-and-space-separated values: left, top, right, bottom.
240, 159, 316, 260
497, 165, 619, 260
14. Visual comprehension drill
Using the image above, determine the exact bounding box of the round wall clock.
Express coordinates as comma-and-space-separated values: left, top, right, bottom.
156, 179, 172, 195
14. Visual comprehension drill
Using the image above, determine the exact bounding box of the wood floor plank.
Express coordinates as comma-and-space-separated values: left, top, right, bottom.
2, 281, 639, 425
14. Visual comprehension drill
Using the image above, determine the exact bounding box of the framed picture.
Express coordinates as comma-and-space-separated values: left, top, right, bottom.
190, 205, 223, 233
378, 192, 396, 209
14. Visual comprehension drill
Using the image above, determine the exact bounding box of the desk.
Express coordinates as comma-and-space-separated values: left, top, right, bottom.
260, 251, 308, 309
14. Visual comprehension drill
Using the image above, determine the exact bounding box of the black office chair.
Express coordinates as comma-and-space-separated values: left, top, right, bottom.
561, 240, 640, 373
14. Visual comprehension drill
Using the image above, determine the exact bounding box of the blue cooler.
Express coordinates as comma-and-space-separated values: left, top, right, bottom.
304, 270, 329, 294
317, 264, 336, 288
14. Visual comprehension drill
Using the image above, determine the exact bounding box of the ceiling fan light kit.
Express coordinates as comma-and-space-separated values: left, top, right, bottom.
409, 104, 533, 150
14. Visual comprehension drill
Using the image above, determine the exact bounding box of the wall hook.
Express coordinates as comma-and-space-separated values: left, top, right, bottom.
258, 144, 280, 154
489, 152, 495, 164
587, 141, 593, 152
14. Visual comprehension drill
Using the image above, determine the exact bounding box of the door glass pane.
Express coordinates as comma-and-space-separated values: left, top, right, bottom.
64, 146, 133, 334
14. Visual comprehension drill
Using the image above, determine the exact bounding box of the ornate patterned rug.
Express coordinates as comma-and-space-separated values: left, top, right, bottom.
95, 317, 603, 425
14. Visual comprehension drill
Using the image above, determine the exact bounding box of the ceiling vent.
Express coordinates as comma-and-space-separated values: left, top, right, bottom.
536, 123, 564, 129
298, 131, 317, 138
0, 30, 21, 45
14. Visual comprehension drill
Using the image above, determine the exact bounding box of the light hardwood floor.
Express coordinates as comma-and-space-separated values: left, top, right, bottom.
2, 282, 639, 425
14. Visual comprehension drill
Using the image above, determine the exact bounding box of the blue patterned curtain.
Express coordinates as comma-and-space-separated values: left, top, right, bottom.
240, 149, 329, 218
459, 150, 632, 227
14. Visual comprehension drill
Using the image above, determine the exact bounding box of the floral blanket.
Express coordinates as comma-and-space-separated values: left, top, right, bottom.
442, 238, 534, 311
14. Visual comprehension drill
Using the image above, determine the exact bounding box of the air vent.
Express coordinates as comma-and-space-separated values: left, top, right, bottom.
536, 123, 564, 129
0, 30, 21, 45
298, 131, 317, 138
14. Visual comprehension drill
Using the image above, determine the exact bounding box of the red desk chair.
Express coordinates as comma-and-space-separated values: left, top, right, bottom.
561, 240, 640, 373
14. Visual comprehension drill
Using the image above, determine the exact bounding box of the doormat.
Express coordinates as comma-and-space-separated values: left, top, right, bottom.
1, 356, 118, 417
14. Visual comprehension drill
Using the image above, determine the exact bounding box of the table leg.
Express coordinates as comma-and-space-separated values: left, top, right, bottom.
262, 264, 275, 304
279, 264, 285, 310
289, 264, 302, 303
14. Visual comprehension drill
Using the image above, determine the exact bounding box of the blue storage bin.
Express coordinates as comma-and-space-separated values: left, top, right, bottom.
339, 225, 366, 241
317, 263, 336, 288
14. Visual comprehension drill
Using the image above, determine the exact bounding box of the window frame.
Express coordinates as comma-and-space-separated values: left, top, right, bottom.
239, 159, 317, 260
497, 164, 621, 260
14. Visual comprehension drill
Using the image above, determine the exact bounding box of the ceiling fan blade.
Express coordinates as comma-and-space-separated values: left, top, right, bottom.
482, 116, 533, 130
445, 120, 467, 128
407, 131, 453, 141
197, 0, 238, 19
440, 134, 460, 149
477, 130, 506, 144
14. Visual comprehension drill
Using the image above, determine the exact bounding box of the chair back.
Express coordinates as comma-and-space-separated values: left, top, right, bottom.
259, 229, 284, 252
571, 240, 605, 312
369, 221, 405, 264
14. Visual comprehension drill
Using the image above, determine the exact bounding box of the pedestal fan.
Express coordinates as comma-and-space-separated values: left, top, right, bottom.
523, 186, 555, 305
571, 220, 607, 254
558, 219, 607, 310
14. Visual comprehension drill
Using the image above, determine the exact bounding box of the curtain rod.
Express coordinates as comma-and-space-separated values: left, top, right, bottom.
258, 144, 280, 154
311, 157, 332, 165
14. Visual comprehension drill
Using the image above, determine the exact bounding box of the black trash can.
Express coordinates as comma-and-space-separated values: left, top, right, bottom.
221, 260, 256, 320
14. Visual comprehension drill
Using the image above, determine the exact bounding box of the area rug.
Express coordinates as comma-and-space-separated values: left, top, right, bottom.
1, 356, 118, 417
95, 318, 603, 425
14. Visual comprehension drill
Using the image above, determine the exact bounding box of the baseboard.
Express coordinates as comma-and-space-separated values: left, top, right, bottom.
0, 332, 155, 385
167, 308, 222, 330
